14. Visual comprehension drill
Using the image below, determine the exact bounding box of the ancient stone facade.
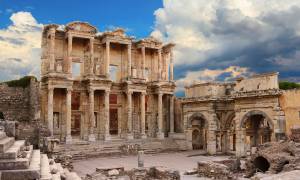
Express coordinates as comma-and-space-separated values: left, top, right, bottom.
180, 72, 286, 156
40, 22, 176, 143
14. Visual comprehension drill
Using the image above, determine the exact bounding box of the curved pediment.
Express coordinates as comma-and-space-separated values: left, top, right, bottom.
66, 21, 97, 34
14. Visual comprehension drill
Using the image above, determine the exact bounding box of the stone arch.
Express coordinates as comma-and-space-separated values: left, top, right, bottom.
189, 112, 207, 150
188, 112, 207, 129
240, 110, 274, 130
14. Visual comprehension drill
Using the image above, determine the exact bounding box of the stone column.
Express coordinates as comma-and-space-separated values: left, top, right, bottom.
158, 49, 162, 80
49, 28, 56, 72
67, 35, 73, 74
140, 92, 146, 139
127, 91, 133, 139
157, 92, 164, 139
236, 128, 246, 157
89, 38, 94, 75
66, 88, 72, 144
141, 46, 145, 79
170, 50, 174, 81
169, 95, 175, 135
48, 87, 54, 136
88, 88, 96, 142
128, 44, 132, 78
105, 41, 110, 77
104, 90, 111, 141
207, 113, 217, 155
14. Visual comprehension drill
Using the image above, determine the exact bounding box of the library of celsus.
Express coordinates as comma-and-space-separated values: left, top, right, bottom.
40, 22, 175, 143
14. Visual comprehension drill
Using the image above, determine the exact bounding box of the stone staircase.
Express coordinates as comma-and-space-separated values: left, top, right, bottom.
0, 131, 81, 180
55, 138, 187, 160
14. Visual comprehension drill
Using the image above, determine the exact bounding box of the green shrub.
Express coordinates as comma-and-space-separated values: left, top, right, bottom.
2, 76, 37, 88
279, 81, 300, 90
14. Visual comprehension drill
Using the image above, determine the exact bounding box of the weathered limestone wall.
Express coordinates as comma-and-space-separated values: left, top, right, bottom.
234, 72, 279, 92
0, 78, 40, 122
280, 89, 300, 136
185, 83, 228, 98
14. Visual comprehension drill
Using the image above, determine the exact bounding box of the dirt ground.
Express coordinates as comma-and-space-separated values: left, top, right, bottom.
73, 150, 231, 179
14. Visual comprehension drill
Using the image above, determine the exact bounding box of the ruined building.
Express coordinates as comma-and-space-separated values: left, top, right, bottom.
180, 72, 287, 156
40, 22, 176, 143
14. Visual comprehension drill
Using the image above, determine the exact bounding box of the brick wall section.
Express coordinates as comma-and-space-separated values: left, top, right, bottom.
0, 78, 40, 122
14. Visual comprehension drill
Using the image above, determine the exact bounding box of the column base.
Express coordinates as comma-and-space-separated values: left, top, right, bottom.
104, 134, 111, 141
168, 132, 175, 138
157, 132, 165, 139
141, 133, 147, 139
65, 135, 72, 144
127, 133, 134, 140
88, 134, 96, 142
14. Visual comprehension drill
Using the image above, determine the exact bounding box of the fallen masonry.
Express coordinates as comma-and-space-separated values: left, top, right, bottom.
84, 166, 180, 180
0, 126, 80, 180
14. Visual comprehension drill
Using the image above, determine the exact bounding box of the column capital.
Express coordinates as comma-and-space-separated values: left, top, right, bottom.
141, 91, 147, 96
88, 88, 94, 93
48, 86, 54, 91
67, 88, 73, 92
128, 43, 132, 49
127, 90, 133, 95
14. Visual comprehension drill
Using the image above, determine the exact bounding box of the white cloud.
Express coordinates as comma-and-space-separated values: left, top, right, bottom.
175, 66, 251, 92
152, 0, 300, 66
0, 11, 42, 81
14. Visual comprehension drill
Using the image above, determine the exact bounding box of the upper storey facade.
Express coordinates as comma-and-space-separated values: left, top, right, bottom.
41, 21, 175, 83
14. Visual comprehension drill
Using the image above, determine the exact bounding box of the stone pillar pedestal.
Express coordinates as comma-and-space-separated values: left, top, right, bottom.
207, 130, 216, 155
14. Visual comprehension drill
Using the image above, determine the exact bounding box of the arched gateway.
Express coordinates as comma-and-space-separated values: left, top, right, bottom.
189, 113, 207, 150
240, 110, 273, 150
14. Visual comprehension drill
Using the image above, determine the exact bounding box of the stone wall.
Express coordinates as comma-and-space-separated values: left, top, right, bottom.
0, 77, 40, 122
279, 89, 300, 136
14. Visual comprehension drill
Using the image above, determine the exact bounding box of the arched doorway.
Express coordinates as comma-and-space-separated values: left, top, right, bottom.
241, 111, 273, 150
189, 113, 207, 150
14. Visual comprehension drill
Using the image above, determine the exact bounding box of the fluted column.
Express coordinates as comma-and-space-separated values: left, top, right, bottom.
88, 88, 96, 142
49, 28, 56, 72
128, 44, 132, 78
127, 91, 133, 139
67, 35, 73, 74
66, 88, 72, 144
141, 46, 145, 79
104, 90, 111, 141
105, 41, 110, 77
48, 87, 54, 136
170, 50, 174, 81
158, 49, 162, 80
169, 95, 175, 135
157, 92, 164, 139
140, 92, 146, 139
89, 38, 94, 75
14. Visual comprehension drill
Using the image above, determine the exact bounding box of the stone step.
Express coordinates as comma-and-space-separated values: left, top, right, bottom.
0, 149, 39, 180
0, 137, 15, 153
0, 145, 32, 170
0, 140, 25, 159
0, 131, 7, 140
40, 154, 52, 180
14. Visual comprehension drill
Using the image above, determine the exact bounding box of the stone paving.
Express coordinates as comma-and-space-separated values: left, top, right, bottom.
73, 150, 231, 179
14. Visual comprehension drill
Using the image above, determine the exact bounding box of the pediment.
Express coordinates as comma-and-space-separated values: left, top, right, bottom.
66, 22, 97, 34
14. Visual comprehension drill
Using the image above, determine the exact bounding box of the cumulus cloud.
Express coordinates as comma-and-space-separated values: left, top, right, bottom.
175, 66, 251, 92
152, 0, 300, 93
0, 11, 42, 81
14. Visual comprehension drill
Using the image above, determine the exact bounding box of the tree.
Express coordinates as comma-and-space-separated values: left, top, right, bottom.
279, 81, 300, 90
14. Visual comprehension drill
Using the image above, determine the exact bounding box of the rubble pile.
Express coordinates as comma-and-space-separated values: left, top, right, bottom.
290, 128, 300, 142
245, 141, 300, 178
84, 167, 180, 180
197, 161, 234, 179
54, 154, 74, 171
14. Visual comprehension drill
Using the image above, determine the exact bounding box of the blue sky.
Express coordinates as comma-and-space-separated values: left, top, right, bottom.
0, 0, 162, 38
1, 0, 300, 95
